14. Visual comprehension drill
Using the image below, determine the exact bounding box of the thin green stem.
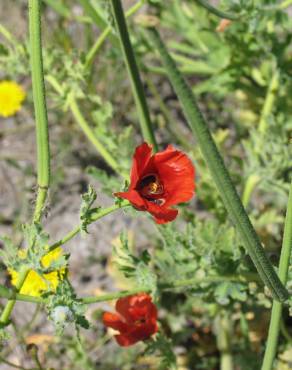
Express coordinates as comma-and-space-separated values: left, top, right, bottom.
261, 182, 292, 370
69, 96, 121, 174
258, 69, 279, 135
216, 312, 234, 370
0, 0, 51, 327
242, 174, 261, 208
0, 272, 261, 306
42, 0, 70, 18
79, 0, 118, 47
0, 23, 21, 47
194, 0, 239, 20
146, 77, 192, 150
109, 0, 158, 151
46, 75, 122, 176
29, 0, 51, 223
148, 28, 288, 302
48, 201, 130, 252
79, 0, 108, 29
0, 267, 31, 325
85, 0, 144, 69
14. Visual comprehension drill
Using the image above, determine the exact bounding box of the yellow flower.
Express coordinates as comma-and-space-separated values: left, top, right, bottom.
9, 248, 65, 297
0, 80, 26, 118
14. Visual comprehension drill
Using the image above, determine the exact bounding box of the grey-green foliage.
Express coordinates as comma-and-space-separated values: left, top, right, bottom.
0, 39, 29, 78
113, 231, 157, 293
156, 220, 241, 280
155, 220, 250, 305
243, 121, 292, 202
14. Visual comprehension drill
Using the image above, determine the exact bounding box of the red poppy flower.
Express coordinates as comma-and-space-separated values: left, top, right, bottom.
102, 293, 158, 347
115, 143, 195, 224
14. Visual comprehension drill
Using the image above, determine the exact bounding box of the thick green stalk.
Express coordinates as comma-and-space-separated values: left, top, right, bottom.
48, 201, 130, 252
261, 182, 292, 370
109, 0, 158, 151
194, 0, 239, 20
29, 0, 51, 223
85, 0, 144, 69
148, 29, 288, 302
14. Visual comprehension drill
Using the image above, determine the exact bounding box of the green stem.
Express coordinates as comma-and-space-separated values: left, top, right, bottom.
194, 0, 239, 20
148, 28, 288, 302
0, 0, 51, 327
79, 0, 108, 30
109, 0, 158, 151
146, 77, 192, 150
46, 75, 122, 176
42, 0, 70, 18
261, 182, 292, 370
0, 272, 261, 306
48, 201, 130, 252
216, 312, 234, 370
29, 0, 51, 223
242, 174, 261, 208
258, 70, 279, 135
69, 96, 121, 174
0, 267, 31, 324
85, 0, 144, 69
79, 0, 118, 47
0, 23, 21, 47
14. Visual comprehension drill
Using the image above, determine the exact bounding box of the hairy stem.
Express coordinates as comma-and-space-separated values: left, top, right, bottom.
261, 182, 292, 370
48, 201, 130, 252
0, 272, 261, 305
148, 28, 288, 302
109, 0, 158, 151
0, 0, 51, 326
29, 0, 51, 223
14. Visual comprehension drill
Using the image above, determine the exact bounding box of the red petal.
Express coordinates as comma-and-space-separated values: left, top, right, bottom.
115, 190, 146, 210
153, 146, 195, 206
116, 296, 134, 323
115, 333, 140, 347
102, 312, 127, 332
145, 201, 179, 224
130, 143, 153, 188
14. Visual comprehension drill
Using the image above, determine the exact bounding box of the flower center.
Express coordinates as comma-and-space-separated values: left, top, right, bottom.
137, 175, 164, 196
